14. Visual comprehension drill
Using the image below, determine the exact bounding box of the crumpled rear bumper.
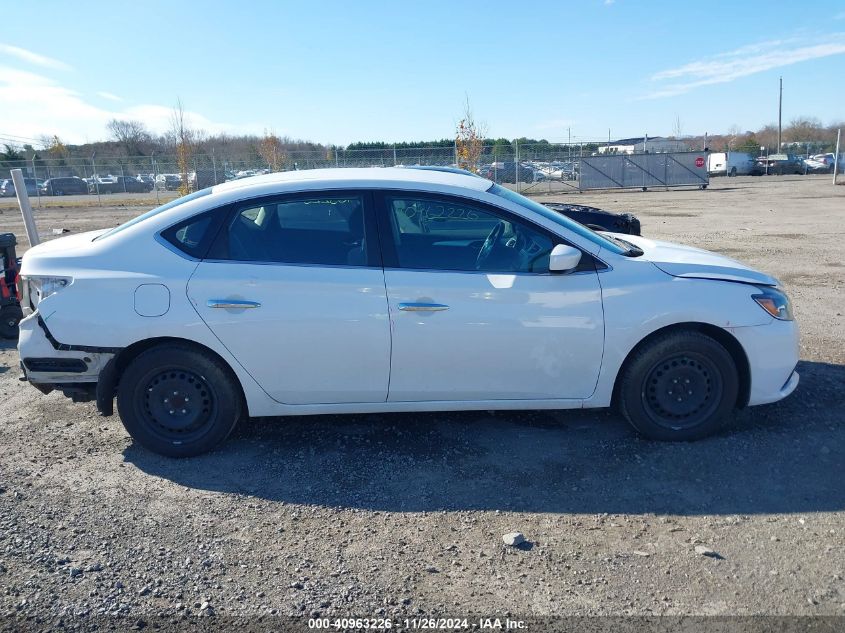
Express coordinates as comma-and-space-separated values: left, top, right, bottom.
18, 312, 114, 385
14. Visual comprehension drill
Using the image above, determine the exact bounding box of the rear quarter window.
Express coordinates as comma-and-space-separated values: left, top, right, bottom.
160, 207, 227, 259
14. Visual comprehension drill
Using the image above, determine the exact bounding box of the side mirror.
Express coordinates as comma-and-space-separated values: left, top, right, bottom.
549, 244, 582, 273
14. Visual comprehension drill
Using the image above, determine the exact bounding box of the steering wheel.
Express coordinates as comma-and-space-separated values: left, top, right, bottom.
475, 221, 506, 270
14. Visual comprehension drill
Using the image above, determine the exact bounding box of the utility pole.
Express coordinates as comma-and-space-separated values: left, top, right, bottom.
834, 128, 841, 186
777, 76, 783, 151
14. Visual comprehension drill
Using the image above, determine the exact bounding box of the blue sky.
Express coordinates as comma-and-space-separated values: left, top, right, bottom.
1, 0, 844, 147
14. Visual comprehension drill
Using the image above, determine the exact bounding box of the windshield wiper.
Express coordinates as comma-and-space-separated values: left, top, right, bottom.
603, 234, 643, 257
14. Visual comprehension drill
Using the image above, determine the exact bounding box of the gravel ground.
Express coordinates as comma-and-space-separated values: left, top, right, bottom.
0, 175, 843, 630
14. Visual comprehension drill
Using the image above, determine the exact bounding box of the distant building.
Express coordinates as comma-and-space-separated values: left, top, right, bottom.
598, 136, 689, 154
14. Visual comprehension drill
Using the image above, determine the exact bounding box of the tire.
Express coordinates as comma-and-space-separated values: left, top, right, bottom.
0, 305, 23, 339
117, 343, 243, 457
617, 330, 738, 441
729, 167, 737, 177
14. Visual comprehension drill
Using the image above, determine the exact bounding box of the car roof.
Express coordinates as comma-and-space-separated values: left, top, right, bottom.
212, 167, 492, 196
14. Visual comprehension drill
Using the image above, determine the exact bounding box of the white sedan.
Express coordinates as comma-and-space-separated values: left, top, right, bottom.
17, 168, 799, 456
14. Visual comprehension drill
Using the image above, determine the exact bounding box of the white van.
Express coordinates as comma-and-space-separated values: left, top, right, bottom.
707, 152, 755, 177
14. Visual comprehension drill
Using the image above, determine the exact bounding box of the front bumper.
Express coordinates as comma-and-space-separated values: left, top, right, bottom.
18, 311, 114, 385
730, 317, 800, 406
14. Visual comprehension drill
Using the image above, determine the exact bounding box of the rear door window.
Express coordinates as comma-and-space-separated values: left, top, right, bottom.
213, 193, 373, 266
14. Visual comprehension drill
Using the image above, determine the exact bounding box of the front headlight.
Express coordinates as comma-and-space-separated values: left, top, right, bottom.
24, 276, 72, 309
752, 286, 793, 321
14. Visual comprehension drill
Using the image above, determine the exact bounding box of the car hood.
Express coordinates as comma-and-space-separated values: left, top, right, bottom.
606, 233, 779, 286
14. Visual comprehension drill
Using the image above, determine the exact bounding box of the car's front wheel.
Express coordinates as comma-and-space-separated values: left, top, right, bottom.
617, 330, 738, 441
117, 343, 243, 457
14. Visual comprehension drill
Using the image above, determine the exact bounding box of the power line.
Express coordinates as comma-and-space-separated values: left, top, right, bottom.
0, 132, 46, 143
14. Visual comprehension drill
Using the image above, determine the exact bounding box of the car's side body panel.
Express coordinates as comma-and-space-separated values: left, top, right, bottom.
381, 268, 604, 401
187, 261, 392, 404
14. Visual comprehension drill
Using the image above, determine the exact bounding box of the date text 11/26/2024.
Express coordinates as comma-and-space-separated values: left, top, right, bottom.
308, 617, 527, 630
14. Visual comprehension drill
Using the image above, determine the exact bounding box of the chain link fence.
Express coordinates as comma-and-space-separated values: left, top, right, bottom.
2, 139, 842, 206
0, 141, 603, 200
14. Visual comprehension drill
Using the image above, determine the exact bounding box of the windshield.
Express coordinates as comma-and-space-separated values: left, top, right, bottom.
94, 187, 213, 241
487, 183, 628, 255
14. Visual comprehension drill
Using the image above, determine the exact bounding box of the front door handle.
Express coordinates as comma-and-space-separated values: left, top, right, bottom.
207, 299, 261, 309
397, 302, 449, 312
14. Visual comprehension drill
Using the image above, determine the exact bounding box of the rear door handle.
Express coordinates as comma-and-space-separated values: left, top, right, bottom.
397, 302, 449, 312
207, 299, 261, 309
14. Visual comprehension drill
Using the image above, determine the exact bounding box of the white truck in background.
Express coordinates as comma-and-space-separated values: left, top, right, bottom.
707, 152, 756, 177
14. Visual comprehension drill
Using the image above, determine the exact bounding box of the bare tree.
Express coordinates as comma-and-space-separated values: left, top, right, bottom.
257, 129, 285, 171
170, 99, 196, 194
756, 124, 779, 152
827, 121, 845, 137
107, 119, 151, 155
785, 117, 825, 143
455, 98, 487, 173
727, 124, 742, 150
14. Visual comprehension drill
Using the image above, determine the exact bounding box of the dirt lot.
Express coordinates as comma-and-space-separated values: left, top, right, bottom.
0, 175, 843, 630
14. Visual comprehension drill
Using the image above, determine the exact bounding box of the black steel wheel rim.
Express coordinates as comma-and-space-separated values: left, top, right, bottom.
641, 353, 723, 430
137, 367, 217, 444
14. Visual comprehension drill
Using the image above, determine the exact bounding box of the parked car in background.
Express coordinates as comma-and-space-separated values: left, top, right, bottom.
543, 202, 641, 235
0, 177, 39, 197
707, 152, 755, 177
189, 170, 227, 191
527, 166, 547, 182
136, 174, 155, 188
482, 161, 537, 184
755, 154, 803, 175
802, 153, 836, 173
111, 176, 153, 193
18, 168, 798, 457
547, 161, 578, 180
91, 176, 154, 194
87, 176, 117, 194
40, 177, 88, 196
156, 174, 182, 191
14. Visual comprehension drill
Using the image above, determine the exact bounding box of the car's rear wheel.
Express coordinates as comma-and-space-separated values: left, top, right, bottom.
618, 330, 738, 441
729, 167, 737, 177
117, 344, 242, 457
